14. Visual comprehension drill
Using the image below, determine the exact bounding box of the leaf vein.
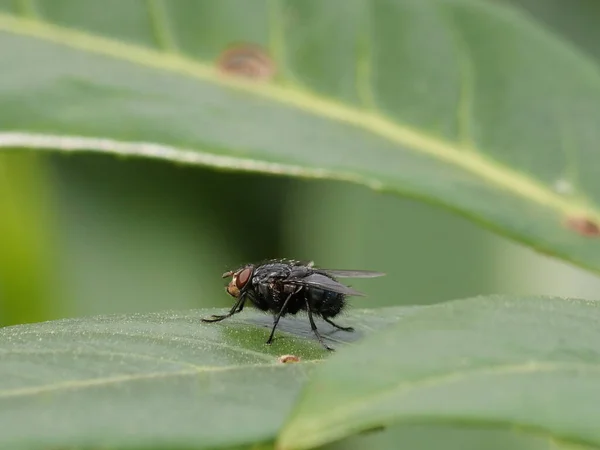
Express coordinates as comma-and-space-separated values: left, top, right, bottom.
0, 360, 320, 399
16, 0, 39, 19
355, 0, 376, 110
442, 10, 477, 150
0, 348, 205, 370
145, 0, 178, 53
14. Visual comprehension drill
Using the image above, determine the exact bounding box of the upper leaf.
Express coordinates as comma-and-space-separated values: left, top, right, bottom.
0, 306, 408, 449
277, 296, 600, 450
1, 0, 600, 272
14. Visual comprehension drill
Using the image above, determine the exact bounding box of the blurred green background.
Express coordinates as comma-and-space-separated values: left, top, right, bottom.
1, 0, 600, 448
6, 144, 599, 329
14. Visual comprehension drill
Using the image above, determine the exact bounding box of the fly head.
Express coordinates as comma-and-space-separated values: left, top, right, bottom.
222, 264, 254, 298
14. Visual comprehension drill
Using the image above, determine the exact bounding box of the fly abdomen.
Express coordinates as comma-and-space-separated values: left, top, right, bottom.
306, 288, 345, 318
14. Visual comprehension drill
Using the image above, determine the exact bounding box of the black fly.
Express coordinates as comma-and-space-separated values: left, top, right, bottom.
201, 259, 385, 351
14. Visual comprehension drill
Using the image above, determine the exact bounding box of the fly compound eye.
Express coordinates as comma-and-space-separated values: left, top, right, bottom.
235, 267, 252, 290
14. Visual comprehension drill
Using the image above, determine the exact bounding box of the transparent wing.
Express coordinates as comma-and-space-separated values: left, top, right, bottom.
288, 274, 366, 297
318, 269, 386, 278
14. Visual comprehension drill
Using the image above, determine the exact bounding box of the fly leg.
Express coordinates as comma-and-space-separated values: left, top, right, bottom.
267, 287, 301, 345
323, 317, 354, 332
306, 299, 334, 351
201, 294, 246, 323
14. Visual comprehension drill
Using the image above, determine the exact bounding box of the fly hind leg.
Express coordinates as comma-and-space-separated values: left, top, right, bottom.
323, 317, 354, 332
306, 300, 334, 351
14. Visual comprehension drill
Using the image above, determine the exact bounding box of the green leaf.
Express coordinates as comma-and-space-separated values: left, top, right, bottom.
277, 295, 600, 450
0, 1, 599, 273
0, 305, 410, 449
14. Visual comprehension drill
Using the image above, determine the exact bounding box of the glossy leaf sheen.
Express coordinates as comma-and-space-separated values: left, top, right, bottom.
0, 306, 409, 449
277, 296, 600, 450
0, 0, 599, 272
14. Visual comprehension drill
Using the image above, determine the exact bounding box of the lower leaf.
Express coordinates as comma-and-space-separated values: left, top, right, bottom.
0, 306, 408, 449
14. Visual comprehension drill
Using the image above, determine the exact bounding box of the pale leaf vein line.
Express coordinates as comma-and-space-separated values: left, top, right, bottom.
356, 0, 376, 110
17, 0, 39, 19
145, 0, 178, 53
267, 0, 298, 86
441, 8, 477, 151
0, 360, 321, 399
0, 348, 204, 370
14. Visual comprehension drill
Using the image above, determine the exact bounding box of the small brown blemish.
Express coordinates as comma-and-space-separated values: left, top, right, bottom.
216, 44, 275, 81
278, 354, 301, 364
565, 216, 600, 237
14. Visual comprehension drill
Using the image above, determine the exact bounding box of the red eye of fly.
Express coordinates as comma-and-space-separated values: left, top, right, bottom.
235, 267, 252, 290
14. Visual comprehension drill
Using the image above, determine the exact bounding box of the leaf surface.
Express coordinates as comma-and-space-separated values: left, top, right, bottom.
278, 296, 600, 450
0, 306, 409, 449
0, 1, 599, 271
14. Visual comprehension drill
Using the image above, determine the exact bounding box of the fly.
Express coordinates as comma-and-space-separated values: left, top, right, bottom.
201, 259, 385, 351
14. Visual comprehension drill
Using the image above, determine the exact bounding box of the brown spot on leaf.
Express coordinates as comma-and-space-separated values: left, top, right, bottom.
278, 354, 301, 364
216, 44, 275, 81
565, 216, 600, 237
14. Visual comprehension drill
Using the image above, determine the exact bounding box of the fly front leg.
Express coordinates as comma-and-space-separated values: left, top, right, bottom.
201, 294, 246, 323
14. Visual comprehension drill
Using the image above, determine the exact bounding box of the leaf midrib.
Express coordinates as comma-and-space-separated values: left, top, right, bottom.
0, 347, 207, 369
0, 13, 598, 224
0, 359, 320, 400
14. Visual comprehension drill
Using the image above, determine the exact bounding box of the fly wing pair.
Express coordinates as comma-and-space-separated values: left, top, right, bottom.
286, 269, 385, 297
